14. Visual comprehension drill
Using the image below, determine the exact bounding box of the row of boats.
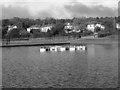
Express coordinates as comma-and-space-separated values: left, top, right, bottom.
39, 45, 86, 52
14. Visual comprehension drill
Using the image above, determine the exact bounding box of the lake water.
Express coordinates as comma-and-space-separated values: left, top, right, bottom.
2, 44, 118, 88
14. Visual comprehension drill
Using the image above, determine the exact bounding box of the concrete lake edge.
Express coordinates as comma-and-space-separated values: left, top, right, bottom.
0, 37, 118, 47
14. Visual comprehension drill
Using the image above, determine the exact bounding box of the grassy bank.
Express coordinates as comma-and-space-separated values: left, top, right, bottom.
1, 35, 118, 47
71, 38, 118, 45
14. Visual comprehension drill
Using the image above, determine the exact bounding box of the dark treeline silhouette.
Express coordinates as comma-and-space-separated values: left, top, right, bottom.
1, 16, 119, 40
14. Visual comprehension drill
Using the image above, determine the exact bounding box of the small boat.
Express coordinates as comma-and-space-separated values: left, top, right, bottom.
58, 47, 66, 51
46, 47, 50, 51
50, 46, 57, 52
65, 47, 69, 51
40, 47, 46, 52
79, 46, 83, 49
69, 46, 76, 51
39, 45, 86, 53
76, 46, 80, 50
81, 46, 86, 50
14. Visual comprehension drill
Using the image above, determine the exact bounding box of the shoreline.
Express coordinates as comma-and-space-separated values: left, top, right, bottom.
1, 37, 118, 47
70, 38, 118, 45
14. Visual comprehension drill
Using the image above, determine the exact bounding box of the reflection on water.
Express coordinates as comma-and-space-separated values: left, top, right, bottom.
86, 44, 118, 87
2, 44, 118, 88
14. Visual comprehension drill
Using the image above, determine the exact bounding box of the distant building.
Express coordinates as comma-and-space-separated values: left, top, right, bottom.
116, 23, 120, 29
27, 25, 53, 33
87, 24, 105, 32
64, 23, 73, 30
87, 24, 95, 32
7, 25, 17, 32
64, 23, 73, 33
95, 24, 105, 30
27, 25, 41, 33
64, 23, 82, 33
40, 25, 52, 32
73, 26, 81, 33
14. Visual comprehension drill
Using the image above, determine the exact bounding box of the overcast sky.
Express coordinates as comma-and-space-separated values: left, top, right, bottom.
1, 0, 119, 19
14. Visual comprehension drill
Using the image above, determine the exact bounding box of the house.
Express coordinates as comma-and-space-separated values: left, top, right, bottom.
87, 24, 105, 32
64, 23, 73, 33
87, 24, 95, 32
40, 25, 52, 32
64, 23, 73, 30
27, 25, 41, 33
95, 24, 105, 30
7, 25, 17, 32
116, 23, 120, 29
73, 26, 81, 33
27, 25, 53, 33
64, 23, 82, 33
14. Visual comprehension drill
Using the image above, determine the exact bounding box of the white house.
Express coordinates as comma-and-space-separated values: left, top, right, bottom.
64, 23, 73, 30
27, 25, 53, 33
72, 26, 81, 33
87, 24, 95, 32
7, 25, 17, 32
27, 25, 41, 33
95, 24, 105, 30
64, 23, 73, 33
116, 23, 120, 29
27, 28, 31, 33
40, 26, 52, 32
64, 23, 82, 33
87, 24, 105, 32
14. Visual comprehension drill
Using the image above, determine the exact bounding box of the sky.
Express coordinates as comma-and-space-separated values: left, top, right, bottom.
1, 0, 119, 19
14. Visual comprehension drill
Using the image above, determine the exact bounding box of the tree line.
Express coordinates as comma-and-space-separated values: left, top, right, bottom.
1, 16, 119, 39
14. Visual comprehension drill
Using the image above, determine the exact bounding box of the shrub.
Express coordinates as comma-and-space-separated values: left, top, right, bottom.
82, 30, 93, 36
19, 28, 29, 38
98, 32, 112, 37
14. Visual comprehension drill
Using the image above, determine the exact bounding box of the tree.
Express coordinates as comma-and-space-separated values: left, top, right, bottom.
94, 26, 101, 32
2, 19, 10, 27
6, 28, 20, 39
52, 23, 65, 36
35, 19, 43, 25
2, 26, 8, 39
117, 16, 120, 23
43, 18, 56, 24
9, 17, 23, 28
78, 23, 87, 31
19, 28, 29, 38
100, 18, 115, 33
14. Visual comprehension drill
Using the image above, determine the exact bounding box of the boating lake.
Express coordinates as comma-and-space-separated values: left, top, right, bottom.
2, 43, 118, 88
